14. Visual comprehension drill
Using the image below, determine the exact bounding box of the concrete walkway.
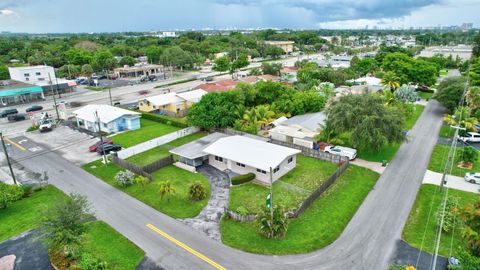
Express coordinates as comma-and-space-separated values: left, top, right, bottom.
351, 158, 386, 174
423, 170, 480, 194
179, 165, 230, 241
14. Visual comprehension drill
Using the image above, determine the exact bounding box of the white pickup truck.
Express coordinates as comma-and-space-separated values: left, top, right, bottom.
324, 145, 357, 160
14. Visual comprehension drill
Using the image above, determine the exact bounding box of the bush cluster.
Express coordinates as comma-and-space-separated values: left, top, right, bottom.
231, 173, 255, 185
141, 112, 188, 128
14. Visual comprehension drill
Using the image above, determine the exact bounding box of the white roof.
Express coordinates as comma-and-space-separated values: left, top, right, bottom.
176, 89, 207, 103
270, 116, 288, 127
74, 104, 140, 123
352, 76, 381, 86
143, 93, 182, 106
203, 135, 300, 171
269, 125, 317, 139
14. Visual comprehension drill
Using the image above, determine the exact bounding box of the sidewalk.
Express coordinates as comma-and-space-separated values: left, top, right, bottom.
423, 170, 479, 194
351, 158, 386, 174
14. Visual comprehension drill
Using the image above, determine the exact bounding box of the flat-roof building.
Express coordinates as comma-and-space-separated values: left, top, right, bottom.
0, 80, 44, 106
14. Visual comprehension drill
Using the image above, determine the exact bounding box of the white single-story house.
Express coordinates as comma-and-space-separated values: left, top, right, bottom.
170, 133, 300, 184
138, 89, 207, 117
74, 104, 141, 133
269, 112, 326, 149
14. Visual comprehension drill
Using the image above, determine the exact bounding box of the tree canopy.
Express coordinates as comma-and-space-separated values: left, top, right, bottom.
434, 76, 467, 112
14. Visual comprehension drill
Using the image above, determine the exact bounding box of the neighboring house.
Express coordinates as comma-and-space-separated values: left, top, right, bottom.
194, 79, 238, 93
113, 64, 162, 78
264, 41, 295, 54
238, 75, 281, 84
170, 133, 300, 184
138, 89, 207, 117
74, 104, 141, 133
269, 112, 327, 149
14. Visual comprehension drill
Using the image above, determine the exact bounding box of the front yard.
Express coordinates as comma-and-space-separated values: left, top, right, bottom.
110, 118, 180, 148
403, 184, 479, 257
82, 161, 210, 218
221, 164, 379, 254
126, 132, 207, 166
0, 185, 144, 270
428, 144, 480, 177
228, 155, 338, 213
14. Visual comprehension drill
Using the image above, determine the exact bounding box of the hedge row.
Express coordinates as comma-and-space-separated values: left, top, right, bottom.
231, 173, 255, 185
141, 112, 189, 128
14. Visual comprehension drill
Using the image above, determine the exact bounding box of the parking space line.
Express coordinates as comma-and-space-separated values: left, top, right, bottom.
146, 223, 227, 270
4, 137, 26, 151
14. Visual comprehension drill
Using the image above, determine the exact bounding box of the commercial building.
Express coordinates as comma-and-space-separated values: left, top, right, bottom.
0, 80, 44, 106
113, 64, 163, 78
74, 104, 141, 133
8, 65, 76, 96
138, 89, 207, 117
264, 41, 295, 54
171, 134, 300, 184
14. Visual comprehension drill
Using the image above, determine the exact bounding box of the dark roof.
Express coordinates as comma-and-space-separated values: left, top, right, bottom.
0, 80, 38, 91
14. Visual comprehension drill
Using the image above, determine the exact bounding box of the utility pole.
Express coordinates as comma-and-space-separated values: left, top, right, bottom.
0, 132, 17, 185
269, 167, 273, 218
95, 111, 108, 165
48, 73, 60, 120
108, 86, 113, 105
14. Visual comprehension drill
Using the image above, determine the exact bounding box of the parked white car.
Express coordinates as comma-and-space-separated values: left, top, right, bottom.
458, 132, 480, 143
324, 145, 357, 160
465, 172, 480, 184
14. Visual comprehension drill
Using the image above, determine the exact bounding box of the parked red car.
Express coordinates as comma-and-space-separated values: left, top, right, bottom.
89, 139, 113, 152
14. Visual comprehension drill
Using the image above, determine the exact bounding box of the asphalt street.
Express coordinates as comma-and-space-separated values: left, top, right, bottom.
2, 100, 445, 270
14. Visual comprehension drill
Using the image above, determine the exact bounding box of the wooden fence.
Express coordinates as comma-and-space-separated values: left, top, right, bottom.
111, 153, 174, 181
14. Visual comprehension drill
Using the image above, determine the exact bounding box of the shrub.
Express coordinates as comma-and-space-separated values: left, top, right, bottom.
21, 185, 34, 198
114, 170, 135, 187
236, 206, 249, 216
231, 173, 255, 185
459, 146, 479, 163
437, 196, 459, 233
141, 112, 188, 128
258, 206, 288, 239
0, 182, 23, 209
188, 182, 207, 201
158, 181, 176, 201
78, 253, 108, 270
26, 125, 40, 132
135, 175, 149, 191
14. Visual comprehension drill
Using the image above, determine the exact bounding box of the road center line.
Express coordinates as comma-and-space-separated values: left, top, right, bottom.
4, 137, 26, 151
146, 223, 227, 270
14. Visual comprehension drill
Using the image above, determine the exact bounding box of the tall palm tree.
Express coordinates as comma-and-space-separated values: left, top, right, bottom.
380, 71, 401, 92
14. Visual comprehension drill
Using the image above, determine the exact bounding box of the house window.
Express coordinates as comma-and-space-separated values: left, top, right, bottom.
273, 166, 280, 173
36, 72, 41, 76
38, 78, 45, 81
288, 157, 293, 164
256, 168, 266, 174
236, 162, 245, 167
214, 156, 223, 162
24, 73, 30, 77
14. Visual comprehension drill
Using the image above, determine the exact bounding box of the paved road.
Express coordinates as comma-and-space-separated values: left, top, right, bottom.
3, 100, 445, 269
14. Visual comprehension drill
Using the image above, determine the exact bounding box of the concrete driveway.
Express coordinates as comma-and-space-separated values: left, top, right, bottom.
423, 170, 480, 194
24, 126, 100, 165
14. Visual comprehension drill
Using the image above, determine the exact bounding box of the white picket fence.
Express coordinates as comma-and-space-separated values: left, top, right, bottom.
116, 127, 200, 159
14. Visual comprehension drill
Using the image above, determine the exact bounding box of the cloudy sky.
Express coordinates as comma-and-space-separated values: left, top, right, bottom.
0, 0, 479, 33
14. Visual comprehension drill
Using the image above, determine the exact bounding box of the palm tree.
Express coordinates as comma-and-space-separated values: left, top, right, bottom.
158, 181, 176, 201
255, 105, 276, 129
380, 71, 401, 92
243, 108, 258, 126
467, 86, 480, 110
443, 106, 478, 131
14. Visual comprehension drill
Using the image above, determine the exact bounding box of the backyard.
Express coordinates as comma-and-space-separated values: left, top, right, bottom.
221, 164, 379, 254
126, 132, 207, 166
428, 144, 480, 177
0, 186, 144, 270
228, 155, 339, 213
110, 118, 180, 148
82, 161, 210, 218
403, 184, 479, 257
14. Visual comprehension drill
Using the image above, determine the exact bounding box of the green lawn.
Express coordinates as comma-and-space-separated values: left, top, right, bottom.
126, 132, 207, 166
403, 184, 479, 257
439, 124, 454, 138
82, 161, 210, 218
82, 221, 144, 270
357, 104, 424, 163
0, 185, 66, 241
418, 91, 434, 100
221, 164, 379, 254
440, 70, 449, 76
428, 144, 480, 177
228, 155, 338, 213
110, 119, 180, 148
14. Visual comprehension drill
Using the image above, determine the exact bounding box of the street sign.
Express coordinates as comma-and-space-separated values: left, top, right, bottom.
266, 193, 271, 209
